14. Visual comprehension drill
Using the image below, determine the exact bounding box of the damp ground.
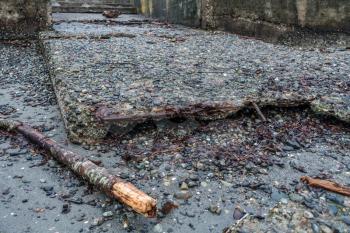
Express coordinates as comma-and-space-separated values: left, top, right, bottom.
0, 14, 350, 233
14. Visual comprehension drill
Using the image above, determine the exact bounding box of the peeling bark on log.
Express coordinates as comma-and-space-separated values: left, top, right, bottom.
0, 119, 157, 217
301, 176, 350, 197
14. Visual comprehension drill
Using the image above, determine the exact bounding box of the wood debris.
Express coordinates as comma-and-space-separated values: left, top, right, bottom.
301, 176, 350, 197
0, 119, 157, 217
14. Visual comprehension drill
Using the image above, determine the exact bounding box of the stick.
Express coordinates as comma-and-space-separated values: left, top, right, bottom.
251, 102, 267, 122
0, 119, 157, 217
301, 176, 350, 197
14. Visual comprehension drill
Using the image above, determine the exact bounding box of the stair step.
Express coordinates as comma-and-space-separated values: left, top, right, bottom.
52, 2, 137, 13
53, 0, 132, 4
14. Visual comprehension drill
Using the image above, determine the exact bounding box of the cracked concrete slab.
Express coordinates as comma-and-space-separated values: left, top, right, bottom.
40, 14, 349, 143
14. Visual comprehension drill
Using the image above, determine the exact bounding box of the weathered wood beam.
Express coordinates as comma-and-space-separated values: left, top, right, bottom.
301, 176, 350, 197
0, 119, 157, 217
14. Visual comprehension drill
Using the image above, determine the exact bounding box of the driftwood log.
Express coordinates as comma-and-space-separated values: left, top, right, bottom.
301, 176, 350, 197
0, 119, 157, 217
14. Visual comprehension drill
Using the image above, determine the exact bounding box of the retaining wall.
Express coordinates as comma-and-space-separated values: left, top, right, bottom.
0, 0, 51, 39
135, 0, 350, 37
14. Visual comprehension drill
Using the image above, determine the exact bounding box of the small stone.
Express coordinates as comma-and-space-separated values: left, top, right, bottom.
341, 216, 350, 226
174, 192, 192, 200
189, 174, 199, 181
41, 185, 53, 192
320, 225, 332, 233
76, 214, 85, 222
39, 179, 46, 183
153, 224, 163, 233
61, 203, 70, 214
280, 198, 288, 204
271, 188, 287, 202
289, 193, 303, 202
7, 148, 27, 156
180, 182, 189, 190
208, 205, 221, 215
200, 181, 208, 187
285, 140, 301, 149
328, 205, 338, 216
102, 211, 114, 218
92, 217, 105, 226
2, 187, 10, 195
282, 145, 295, 152
326, 194, 344, 205
196, 162, 204, 170
311, 223, 320, 233
233, 207, 245, 220
303, 211, 314, 219
221, 180, 233, 187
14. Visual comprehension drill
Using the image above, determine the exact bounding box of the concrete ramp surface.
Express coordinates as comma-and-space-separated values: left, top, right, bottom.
39, 13, 350, 143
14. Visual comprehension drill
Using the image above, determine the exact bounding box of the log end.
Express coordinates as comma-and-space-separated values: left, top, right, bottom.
112, 182, 157, 218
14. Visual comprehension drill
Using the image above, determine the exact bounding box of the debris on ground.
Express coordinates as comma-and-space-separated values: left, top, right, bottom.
301, 176, 350, 197
0, 119, 157, 217
102, 10, 121, 18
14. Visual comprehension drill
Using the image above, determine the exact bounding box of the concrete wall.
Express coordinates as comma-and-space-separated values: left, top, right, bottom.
135, 0, 350, 36
204, 0, 350, 38
0, 0, 51, 39
134, 0, 201, 27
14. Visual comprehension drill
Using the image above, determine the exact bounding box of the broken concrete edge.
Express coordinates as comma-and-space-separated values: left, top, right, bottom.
0, 0, 52, 40
37, 36, 350, 144
32, 36, 350, 146
52, 18, 152, 26
91, 96, 348, 144
40, 30, 137, 40
310, 94, 350, 124
37, 36, 107, 144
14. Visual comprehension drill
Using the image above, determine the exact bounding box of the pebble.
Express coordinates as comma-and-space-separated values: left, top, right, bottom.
289, 193, 303, 202
62, 203, 70, 214
91, 217, 105, 226
341, 216, 350, 226
311, 223, 320, 233
180, 182, 189, 190
320, 225, 332, 233
174, 191, 192, 200
328, 205, 338, 216
233, 207, 245, 220
271, 188, 287, 202
102, 211, 114, 218
326, 194, 344, 206
303, 211, 314, 219
208, 205, 222, 215
7, 148, 28, 156
153, 224, 163, 233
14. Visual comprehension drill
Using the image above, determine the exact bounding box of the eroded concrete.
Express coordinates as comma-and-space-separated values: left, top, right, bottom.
39, 13, 349, 144
0, 0, 51, 39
